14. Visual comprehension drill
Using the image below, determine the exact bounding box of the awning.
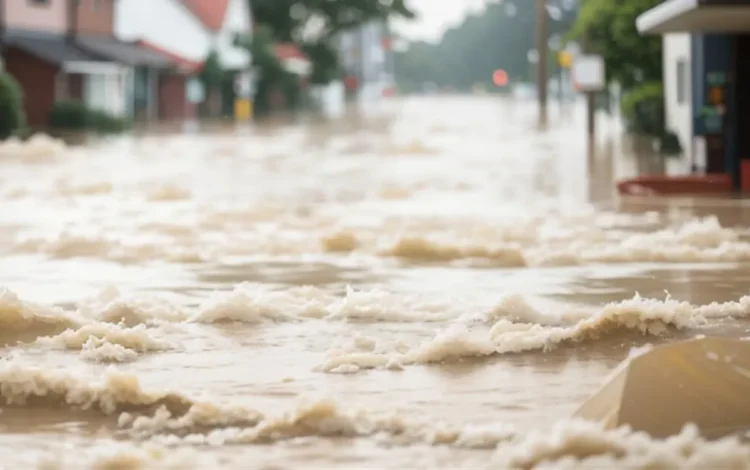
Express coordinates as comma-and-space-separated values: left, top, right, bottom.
3, 32, 105, 65
637, 0, 750, 35
76, 36, 173, 69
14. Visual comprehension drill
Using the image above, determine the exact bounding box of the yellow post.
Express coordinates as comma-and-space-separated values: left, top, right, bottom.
558, 50, 572, 69
234, 98, 252, 120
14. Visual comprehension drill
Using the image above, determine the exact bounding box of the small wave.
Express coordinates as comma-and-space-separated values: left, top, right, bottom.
0, 133, 66, 163
34, 322, 173, 363
10, 442, 226, 469
146, 183, 192, 201
1, 358, 748, 468
191, 284, 459, 324
318, 292, 750, 372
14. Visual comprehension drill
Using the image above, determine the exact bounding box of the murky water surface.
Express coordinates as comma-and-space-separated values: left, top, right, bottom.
1, 96, 750, 468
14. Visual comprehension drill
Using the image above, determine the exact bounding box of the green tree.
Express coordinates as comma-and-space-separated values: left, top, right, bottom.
568, 0, 672, 143
0, 73, 25, 138
394, 1, 578, 91
567, 0, 662, 90
249, 0, 415, 85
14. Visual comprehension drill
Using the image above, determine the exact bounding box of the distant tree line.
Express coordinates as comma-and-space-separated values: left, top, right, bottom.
395, 1, 578, 91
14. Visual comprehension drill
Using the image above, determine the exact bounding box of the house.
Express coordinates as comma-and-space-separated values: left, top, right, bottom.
636, 0, 750, 189
1, 0, 124, 126
0, 0, 181, 127
115, 0, 253, 118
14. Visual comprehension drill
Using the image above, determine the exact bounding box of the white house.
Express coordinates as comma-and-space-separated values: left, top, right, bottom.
115, 0, 252, 79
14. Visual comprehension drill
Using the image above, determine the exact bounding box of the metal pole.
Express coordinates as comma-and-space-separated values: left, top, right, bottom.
582, 34, 595, 140
536, 0, 548, 126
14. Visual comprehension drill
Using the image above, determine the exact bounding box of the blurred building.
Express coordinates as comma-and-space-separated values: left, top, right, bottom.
337, 20, 395, 105
637, 0, 750, 189
116, 0, 253, 120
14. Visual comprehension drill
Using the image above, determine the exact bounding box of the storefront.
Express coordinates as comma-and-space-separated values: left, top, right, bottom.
637, 0, 750, 189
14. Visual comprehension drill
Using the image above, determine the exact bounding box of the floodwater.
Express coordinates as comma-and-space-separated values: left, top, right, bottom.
1, 96, 750, 468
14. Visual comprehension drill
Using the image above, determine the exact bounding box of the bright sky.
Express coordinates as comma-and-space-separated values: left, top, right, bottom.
392, 0, 489, 43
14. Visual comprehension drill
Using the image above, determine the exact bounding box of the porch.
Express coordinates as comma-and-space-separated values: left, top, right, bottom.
2, 31, 129, 127
75, 36, 175, 122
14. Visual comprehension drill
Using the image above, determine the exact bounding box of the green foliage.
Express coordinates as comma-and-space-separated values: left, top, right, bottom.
200, 50, 224, 91
49, 100, 129, 134
251, 0, 413, 43
568, 0, 662, 91
0, 73, 26, 139
621, 81, 664, 137
394, 3, 577, 91
659, 130, 683, 157
249, 0, 414, 86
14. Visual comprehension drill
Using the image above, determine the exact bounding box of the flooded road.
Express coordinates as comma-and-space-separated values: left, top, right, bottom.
1, 95, 750, 468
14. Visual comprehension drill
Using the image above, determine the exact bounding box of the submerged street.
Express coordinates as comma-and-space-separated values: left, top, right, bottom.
1, 96, 749, 468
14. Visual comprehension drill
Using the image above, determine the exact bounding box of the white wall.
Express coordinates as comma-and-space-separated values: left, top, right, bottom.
215, 0, 252, 70
115, 0, 210, 64
663, 33, 692, 158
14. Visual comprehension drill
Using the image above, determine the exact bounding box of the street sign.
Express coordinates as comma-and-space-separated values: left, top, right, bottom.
186, 78, 205, 104
572, 54, 605, 92
234, 72, 254, 98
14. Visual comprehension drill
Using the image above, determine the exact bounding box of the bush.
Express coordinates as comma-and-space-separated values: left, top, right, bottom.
0, 73, 26, 139
621, 82, 665, 137
48, 100, 88, 130
48, 100, 129, 134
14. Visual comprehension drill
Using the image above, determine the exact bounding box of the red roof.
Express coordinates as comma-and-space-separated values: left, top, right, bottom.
180, 0, 230, 32
137, 40, 203, 74
273, 43, 308, 62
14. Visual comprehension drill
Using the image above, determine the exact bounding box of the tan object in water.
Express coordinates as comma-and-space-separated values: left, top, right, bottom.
574, 337, 750, 439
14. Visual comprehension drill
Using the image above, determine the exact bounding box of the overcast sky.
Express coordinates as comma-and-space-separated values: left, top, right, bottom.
391, 0, 488, 43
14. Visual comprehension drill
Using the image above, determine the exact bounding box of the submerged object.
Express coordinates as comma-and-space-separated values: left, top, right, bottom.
616, 174, 733, 196
573, 337, 750, 439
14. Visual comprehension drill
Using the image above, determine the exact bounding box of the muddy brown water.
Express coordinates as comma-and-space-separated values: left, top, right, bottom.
0, 96, 749, 468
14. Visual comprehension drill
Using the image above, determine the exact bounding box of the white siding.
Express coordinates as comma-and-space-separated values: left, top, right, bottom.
663, 33, 692, 157
115, 0, 210, 64
215, 0, 252, 70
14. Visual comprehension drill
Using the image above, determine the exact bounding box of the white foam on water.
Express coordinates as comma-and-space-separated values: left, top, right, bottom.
318, 291, 750, 372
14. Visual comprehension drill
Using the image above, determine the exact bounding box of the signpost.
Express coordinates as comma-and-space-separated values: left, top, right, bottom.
572, 54, 606, 140
233, 69, 256, 121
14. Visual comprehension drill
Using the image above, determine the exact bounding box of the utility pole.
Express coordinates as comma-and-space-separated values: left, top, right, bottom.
536, 0, 548, 127
582, 32, 595, 141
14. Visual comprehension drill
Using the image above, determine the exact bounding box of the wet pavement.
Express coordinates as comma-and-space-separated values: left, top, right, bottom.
0, 95, 749, 468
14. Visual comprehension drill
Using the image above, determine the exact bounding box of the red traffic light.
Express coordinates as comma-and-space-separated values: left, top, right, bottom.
493, 69, 508, 87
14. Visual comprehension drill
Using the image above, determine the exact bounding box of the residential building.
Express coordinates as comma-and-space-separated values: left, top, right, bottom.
1, 0, 121, 126
0, 0, 181, 127
115, 0, 252, 118
72, 0, 176, 121
636, 0, 750, 189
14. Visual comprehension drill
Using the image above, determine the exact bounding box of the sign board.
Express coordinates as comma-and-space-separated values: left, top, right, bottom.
572, 54, 605, 92
186, 78, 205, 104
234, 72, 255, 98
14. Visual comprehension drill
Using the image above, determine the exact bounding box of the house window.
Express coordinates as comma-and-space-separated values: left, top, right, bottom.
29, 0, 49, 6
676, 59, 687, 105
